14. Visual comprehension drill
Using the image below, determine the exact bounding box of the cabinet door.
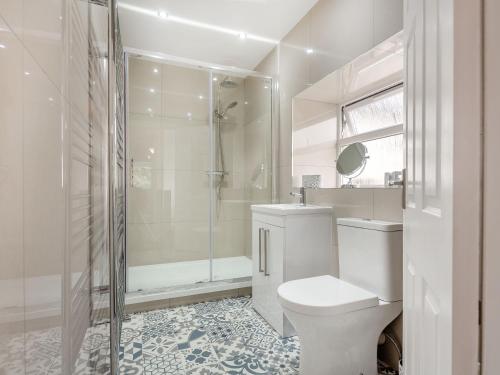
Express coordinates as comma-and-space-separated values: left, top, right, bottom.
264, 223, 285, 330
252, 220, 268, 314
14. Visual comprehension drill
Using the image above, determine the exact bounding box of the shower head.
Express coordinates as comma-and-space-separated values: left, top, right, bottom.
215, 101, 238, 119
220, 77, 239, 89
225, 101, 238, 111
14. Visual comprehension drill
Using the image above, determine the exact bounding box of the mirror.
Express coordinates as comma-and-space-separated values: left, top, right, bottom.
291, 32, 404, 189
336, 142, 368, 186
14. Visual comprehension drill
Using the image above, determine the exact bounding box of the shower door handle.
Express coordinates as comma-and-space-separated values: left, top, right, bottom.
258, 228, 264, 273
264, 229, 270, 276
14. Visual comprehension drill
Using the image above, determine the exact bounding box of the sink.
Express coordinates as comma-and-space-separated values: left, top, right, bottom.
251, 204, 333, 216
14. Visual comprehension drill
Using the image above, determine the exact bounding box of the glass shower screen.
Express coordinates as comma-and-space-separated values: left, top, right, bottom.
125, 56, 273, 294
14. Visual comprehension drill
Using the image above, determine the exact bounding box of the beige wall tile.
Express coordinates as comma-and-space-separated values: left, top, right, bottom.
279, 165, 293, 202
214, 220, 246, 258
23, 0, 65, 91
127, 222, 175, 266
0, 1, 23, 38
171, 221, 210, 262
373, 187, 403, 222
309, 0, 374, 83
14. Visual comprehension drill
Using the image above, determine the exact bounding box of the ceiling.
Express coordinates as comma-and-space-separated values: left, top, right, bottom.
117, 0, 319, 70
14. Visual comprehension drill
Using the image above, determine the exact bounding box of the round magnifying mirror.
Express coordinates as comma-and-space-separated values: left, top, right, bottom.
336, 142, 369, 184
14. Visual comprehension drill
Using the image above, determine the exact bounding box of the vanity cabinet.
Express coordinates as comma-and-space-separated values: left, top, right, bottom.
251, 204, 334, 337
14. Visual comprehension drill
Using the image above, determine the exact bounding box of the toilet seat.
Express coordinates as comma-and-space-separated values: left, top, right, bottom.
277, 275, 379, 316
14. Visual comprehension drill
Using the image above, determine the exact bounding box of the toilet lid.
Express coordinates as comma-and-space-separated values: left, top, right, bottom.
277, 275, 379, 316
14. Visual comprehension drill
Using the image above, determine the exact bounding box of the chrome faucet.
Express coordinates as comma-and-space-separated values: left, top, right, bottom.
290, 187, 306, 205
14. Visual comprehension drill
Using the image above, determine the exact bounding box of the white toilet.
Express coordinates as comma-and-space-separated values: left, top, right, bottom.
277, 218, 403, 375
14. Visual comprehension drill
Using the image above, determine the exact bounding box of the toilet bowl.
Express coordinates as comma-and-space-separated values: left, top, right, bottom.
278, 275, 402, 375
277, 218, 403, 375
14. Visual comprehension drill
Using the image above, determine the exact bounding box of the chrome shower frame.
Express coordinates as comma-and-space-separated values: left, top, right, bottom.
122, 49, 279, 286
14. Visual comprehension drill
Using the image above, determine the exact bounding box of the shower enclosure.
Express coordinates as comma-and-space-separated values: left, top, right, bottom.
125, 55, 274, 298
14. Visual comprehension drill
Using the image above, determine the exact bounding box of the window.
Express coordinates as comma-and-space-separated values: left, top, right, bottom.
339, 85, 404, 186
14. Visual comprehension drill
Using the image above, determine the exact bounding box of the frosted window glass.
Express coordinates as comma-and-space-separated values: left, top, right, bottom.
343, 88, 403, 137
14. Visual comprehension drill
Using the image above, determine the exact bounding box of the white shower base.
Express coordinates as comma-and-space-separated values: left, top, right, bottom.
126, 256, 252, 304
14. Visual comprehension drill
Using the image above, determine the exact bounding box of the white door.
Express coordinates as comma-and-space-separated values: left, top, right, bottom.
404, 0, 454, 374
403, 1, 481, 374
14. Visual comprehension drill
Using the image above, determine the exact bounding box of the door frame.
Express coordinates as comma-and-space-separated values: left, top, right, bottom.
451, 0, 483, 373
481, 0, 500, 373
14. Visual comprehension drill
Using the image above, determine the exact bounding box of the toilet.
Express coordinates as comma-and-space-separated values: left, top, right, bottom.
277, 218, 403, 375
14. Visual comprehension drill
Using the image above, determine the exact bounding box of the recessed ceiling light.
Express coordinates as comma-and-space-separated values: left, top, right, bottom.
244, 101, 248, 105
264, 85, 269, 89
306, 48, 314, 55
158, 10, 169, 19
153, 68, 159, 74
118, 3, 279, 45
24, 71, 31, 76
187, 112, 192, 118
149, 147, 155, 154
48, 97, 54, 102
147, 108, 153, 112
213, 77, 218, 82
0, 44, 6, 49
149, 88, 156, 93
198, 95, 204, 100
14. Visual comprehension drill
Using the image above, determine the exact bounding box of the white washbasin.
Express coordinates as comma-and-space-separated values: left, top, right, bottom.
251, 204, 333, 216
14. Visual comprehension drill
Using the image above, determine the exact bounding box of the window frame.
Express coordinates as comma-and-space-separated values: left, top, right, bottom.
337, 82, 404, 187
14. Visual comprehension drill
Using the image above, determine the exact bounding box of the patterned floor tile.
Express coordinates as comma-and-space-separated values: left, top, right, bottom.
186, 363, 226, 375
220, 352, 269, 375
181, 343, 219, 371
121, 296, 304, 374
2, 296, 395, 374
143, 352, 185, 375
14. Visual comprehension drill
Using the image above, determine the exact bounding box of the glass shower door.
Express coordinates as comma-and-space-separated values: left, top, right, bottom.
126, 57, 211, 291
126, 56, 274, 293
211, 74, 273, 281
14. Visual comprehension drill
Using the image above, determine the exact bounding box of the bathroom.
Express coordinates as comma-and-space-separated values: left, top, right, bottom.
0, 0, 495, 375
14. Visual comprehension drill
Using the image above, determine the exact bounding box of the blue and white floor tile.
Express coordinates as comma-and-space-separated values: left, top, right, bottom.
121, 295, 300, 374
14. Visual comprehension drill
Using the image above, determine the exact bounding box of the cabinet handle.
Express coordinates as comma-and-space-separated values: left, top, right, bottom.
258, 228, 264, 272
264, 229, 270, 276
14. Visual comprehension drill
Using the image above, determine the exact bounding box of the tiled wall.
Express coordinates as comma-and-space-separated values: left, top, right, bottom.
307, 187, 403, 275
292, 98, 338, 188
255, 0, 403, 201
0, 1, 110, 373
